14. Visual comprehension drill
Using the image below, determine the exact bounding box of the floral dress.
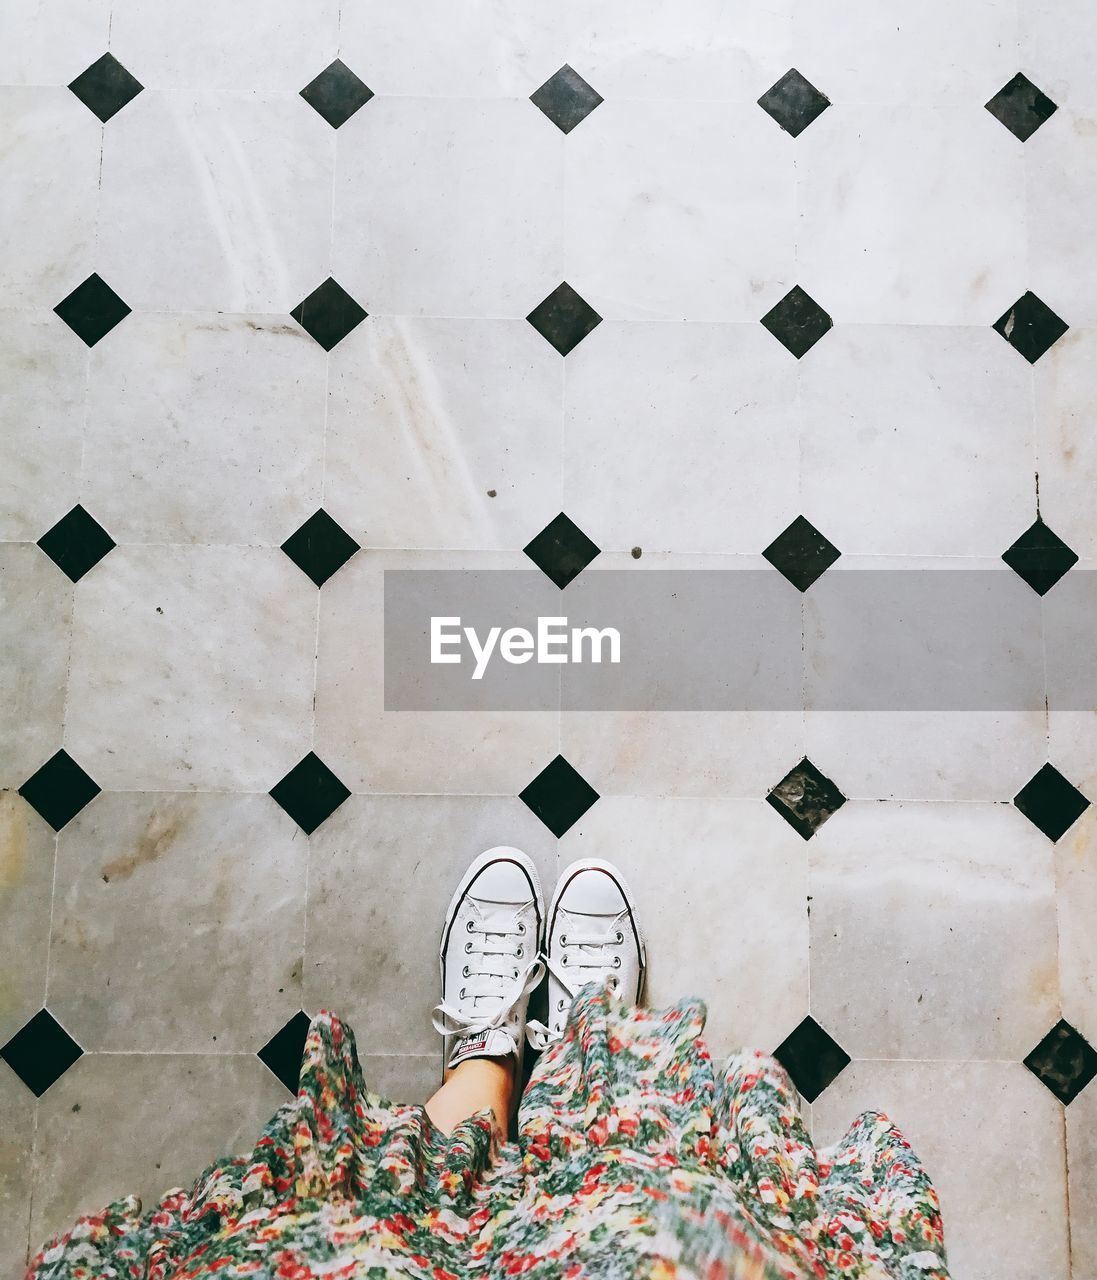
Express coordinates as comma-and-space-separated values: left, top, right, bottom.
27, 985, 949, 1280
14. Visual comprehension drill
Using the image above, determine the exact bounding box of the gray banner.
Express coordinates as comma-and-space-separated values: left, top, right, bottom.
383, 569, 1096, 711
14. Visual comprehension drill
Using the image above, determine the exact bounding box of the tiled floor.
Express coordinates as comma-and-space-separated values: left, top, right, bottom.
2, 2, 1097, 1277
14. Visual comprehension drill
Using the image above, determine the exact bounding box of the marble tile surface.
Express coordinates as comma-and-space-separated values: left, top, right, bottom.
796, 105, 1027, 326
0, 544, 72, 790
0, 314, 87, 543
1055, 805, 1097, 1044
305, 794, 558, 1056
65, 545, 316, 790
95, 91, 334, 314
315, 549, 560, 795
814, 1060, 1070, 1280
325, 317, 563, 550
1066, 1080, 1097, 1278
561, 796, 810, 1061
0, 791, 55, 1044
31, 1052, 288, 1252
48, 792, 307, 1051
0, 88, 102, 309
0, 1065, 35, 1280
1034, 326, 1097, 561
82, 312, 326, 543
563, 99, 795, 322
808, 800, 1059, 1060
563, 322, 801, 555
332, 96, 564, 319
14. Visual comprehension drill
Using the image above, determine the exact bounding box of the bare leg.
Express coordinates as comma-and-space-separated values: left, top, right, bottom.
425, 1055, 515, 1143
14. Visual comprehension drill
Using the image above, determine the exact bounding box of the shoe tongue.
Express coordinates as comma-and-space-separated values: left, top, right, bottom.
448, 1027, 516, 1069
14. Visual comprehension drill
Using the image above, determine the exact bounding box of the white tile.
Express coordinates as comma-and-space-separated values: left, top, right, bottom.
360, 1054, 440, 1106
561, 710, 804, 800
340, 1, 566, 98
109, 0, 339, 92
0, 792, 55, 1045
564, 99, 795, 322
0, 1065, 35, 1280
0, 0, 112, 85
83, 312, 326, 544
315, 549, 559, 794
562, 0, 792, 102
0, 314, 87, 543
0, 89, 102, 309
1020, 0, 1097, 112
96, 91, 334, 313
30, 1053, 287, 1255
804, 710, 1049, 803
1055, 806, 1097, 1045
325, 317, 563, 549
796, 105, 1027, 326
1047, 708, 1097, 802
791, 0, 1018, 105
813, 1060, 1069, 1280
304, 794, 558, 1055
808, 800, 1059, 1060
0, 545, 72, 790
562, 322, 801, 554
561, 796, 809, 1061
65, 546, 316, 790
1034, 326, 1097, 561
332, 96, 564, 318
799, 326, 1035, 557
48, 793, 306, 1051
1066, 1080, 1097, 1279
1027, 113, 1097, 328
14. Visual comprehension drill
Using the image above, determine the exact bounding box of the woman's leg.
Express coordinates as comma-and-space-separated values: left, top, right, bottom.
425, 1054, 516, 1142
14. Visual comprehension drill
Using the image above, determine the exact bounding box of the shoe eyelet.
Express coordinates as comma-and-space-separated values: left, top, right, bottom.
512, 968, 519, 979
459, 987, 466, 999
464, 940, 473, 953
557, 999, 566, 1011
517, 945, 524, 958
462, 965, 470, 978
613, 956, 621, 969
518, 921, 526, 935
466, 920, 475, 933
614, 930, 623, 943
559, 934, 567, 946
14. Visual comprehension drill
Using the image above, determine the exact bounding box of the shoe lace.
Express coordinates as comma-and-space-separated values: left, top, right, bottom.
432, 916, 545, 1041
526, 926, 624, 1051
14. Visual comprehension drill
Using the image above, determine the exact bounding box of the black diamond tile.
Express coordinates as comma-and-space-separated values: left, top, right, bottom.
1001, 517, 1078, 596
68, 52, 143, 122
37, 504, 116, 582
1014, 763, 1090, 842
1, 1009, 84, 1097
767, 757, 846, 840
526, 282, 602, 356
762, 515, 841, 592
985, 72, 1058, 142
54, 273, 131, 347
300, 59, 374, 129
757, 68, 831, 138
258, 1011, 312, 1093
270, 753, 351, 834
290, 277, 368, 351
530, 64, 604, 134
520, 755, 599, 837
1024, 1019, 1097, 1105
523, 512, 600, 590
992, 291, 1068, 364
774, 1016, 850, 1103
760, 285, 833, 358
281, 509, 360, 587
18, 750, 101, 832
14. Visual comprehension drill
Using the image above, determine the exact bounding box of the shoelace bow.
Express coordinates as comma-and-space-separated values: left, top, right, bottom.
432, 918, 545, 1042
526, 926, 625, 1051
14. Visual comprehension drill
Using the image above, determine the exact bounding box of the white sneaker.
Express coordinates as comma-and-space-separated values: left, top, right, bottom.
527, 858, 645, 1051
432, 847, 545, 1074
